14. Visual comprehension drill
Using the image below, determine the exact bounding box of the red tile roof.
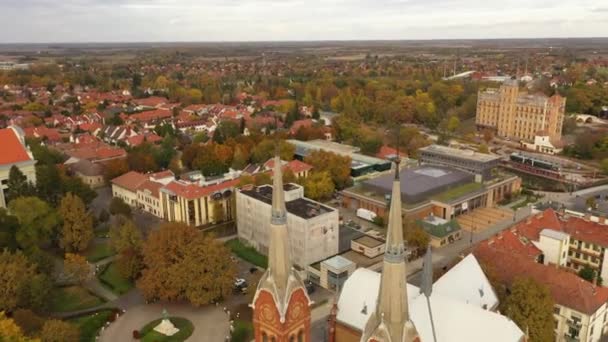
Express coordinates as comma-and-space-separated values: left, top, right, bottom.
474, 247, 608, 315
126, 133, 162, 147
132, 97, 168, 108
129, 109, 172, 123
163, 179, 240, 200
563, 217, 608, 248
137, 179, 163, 197
0, 127, 33, 165
289, 119, 313, 134
375, 145, 407, 160
111, 171, 149, 192
264, 159, 313, 175
149, 170, 174, 181
478, 229, 542, 259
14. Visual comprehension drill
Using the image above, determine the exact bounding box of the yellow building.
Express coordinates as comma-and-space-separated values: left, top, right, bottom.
160, 179, 239, 226
476, 80, 566, 142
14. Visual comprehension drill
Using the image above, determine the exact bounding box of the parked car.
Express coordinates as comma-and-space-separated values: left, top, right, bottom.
234, 278, 247, 289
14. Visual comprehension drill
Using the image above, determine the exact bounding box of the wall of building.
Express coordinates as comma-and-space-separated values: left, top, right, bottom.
76, 172, 104, 189
351, 240, 385, 258
535, 235, 569, 267
137, 190, 163, 218
112, 184, 138, 207
334, 322, 362, 342
554, 304, 608, 342
237, 190, 339, 268
160, 193, 232, 227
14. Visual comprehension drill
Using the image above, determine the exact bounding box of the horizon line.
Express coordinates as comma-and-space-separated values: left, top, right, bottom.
1, 36, 608, 45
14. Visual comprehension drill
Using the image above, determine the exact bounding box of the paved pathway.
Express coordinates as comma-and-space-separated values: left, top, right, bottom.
99, 303, 230, 342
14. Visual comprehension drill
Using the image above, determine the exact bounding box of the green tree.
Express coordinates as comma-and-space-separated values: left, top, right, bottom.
304, 150, 352, 189
578, 266, 596, 282
231, 146, 248, 170
601, 158, 608, 175
303, 171, 335, 201
6, 166, 34, 204
109, 198, 131, 218
251, 139, 295, 163
109, 219, 142, 253
0, 209, 20, 251
58, 193, 93, 252
254, 173, 272, 186
40, 319, 79, 342
34, 164, 62, 206
8, 197, 59, 250
137, 223, 236, 306
503, 277, 555, 342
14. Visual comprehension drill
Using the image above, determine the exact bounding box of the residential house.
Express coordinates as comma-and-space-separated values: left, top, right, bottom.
0, 126, 37, 208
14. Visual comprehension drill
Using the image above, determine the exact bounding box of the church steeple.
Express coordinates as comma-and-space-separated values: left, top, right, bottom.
362, 156, 419, 342
267, 150, 290, 291
250, 140, 312, 342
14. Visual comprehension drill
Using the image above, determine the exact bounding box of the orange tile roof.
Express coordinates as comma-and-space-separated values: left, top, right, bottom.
129, 109, 172, 123
474, 247, 608, 315
479, 229, 542, 259
0, 128, 32, 165
375, 145, 407, 160
162, 179, 240, 200
126, 133, 162, 147
137, 179, 163, 197
563, 217, 608, 247
111, 171, 149, 192
264, 159, 313, 175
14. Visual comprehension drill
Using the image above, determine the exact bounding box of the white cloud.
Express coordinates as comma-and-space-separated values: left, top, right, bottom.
0, 0, 605, 42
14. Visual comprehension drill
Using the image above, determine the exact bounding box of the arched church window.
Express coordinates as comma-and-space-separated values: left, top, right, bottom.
262, 332, 268, 342
298, 330, 304, 342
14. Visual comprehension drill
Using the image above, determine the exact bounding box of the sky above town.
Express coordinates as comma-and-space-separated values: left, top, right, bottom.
0, 0, 607, 43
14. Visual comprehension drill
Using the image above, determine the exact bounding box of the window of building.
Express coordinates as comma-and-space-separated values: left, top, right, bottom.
298, 330, 304, 342
554, 306, 560, 314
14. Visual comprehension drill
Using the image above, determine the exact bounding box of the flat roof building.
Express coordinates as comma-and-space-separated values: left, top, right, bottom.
419, 144, 501, 180
288, 139, 391, 177
236, 183, 339, 269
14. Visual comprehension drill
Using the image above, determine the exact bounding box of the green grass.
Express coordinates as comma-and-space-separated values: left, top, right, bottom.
85, 242, 115, 262
225, 239, 268, 268
69, 309, 115, 342
139, 317, 194, 342
433, 182, 484, 202
98, 262, 133, 295
50, 286, 105, 313
231, 320, 254, 342
512, 196, 540, 210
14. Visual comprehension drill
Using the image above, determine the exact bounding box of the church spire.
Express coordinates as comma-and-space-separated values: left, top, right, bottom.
268, 144, 290, 288
362, 156, 418, 342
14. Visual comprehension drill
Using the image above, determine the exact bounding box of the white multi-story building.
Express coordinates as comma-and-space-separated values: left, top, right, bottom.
236, 183, 339, 269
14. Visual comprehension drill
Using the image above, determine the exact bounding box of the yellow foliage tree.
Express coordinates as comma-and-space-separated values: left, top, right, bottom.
63, 253, 90, 284
59, 193, 94, 252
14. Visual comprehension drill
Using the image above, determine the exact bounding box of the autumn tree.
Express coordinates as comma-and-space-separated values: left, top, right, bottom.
12, 309, 45, 337
404, 218, 430, 257
40, 320, 80, 342
303, 171, 335, 201
6, 166, 35, 204
502, 277, 555, 342
304, 150, 352, 189
109, 219, 142, 253
63, 253, 90, 284
137, 223, 235, 306
117, 247, 144, 281
238, 175, 255, 187
231, 146, 248, 170
211, 201, 225, 223
8, 197, 59, 250
254, 173, 272, 186
104, 158, 129, 182
0, 250, 37, 311
251, 139, 295, 163
478, 144, 489, 154
58, 193, 93, 252
0, 312, 38, 342
602, 158, 608, 175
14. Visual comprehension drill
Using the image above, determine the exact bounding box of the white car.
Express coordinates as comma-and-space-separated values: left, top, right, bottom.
234, 278, 247, 288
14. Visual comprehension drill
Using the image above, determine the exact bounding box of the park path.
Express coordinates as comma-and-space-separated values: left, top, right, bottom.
99, 302, 230, 342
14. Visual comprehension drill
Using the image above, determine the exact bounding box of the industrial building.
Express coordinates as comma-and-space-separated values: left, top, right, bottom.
419, 144, 501, 180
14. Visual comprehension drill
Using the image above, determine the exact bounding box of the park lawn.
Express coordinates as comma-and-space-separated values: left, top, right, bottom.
225, 239, 268, 268
140, 317, 194, 342
85, 241, 115, 262
98, 262, 133, 295
69, 309, 115, 342
50, 286, 105, 313
231, 320, 254, 342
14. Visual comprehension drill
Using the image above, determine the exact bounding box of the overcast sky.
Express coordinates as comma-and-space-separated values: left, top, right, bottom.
1, 0, 606, 43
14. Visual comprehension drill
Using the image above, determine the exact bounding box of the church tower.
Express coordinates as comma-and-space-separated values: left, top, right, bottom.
361, 157, 419, 342
250, 147, 312, 342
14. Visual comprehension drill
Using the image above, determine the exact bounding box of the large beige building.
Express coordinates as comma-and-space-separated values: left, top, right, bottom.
476, 80, 566, 142
0, 126, 37, 208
